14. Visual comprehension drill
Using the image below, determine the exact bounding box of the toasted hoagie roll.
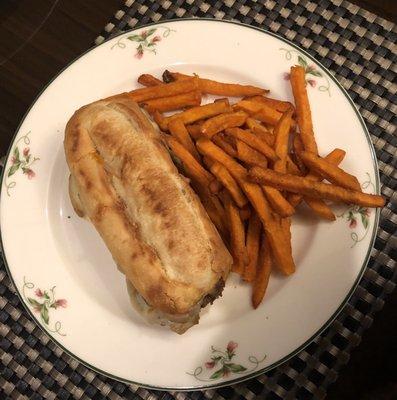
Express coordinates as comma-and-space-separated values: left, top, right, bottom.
64, 98, 232, 333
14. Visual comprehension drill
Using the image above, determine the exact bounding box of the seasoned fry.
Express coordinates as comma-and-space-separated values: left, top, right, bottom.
210, 162, 248, 208
304, 197, 336, 221
249, 167, 385, 208
290, 66, 318, 154
197, 138, 294, 274
152, 110, 168, 131
168, 118, 201, 161
262, 186, 295, 217
142, 91, 201, 113
241, 182, 295, 275
127, 77, 199, 102
299, 151, 361, 191
273, 109, 294, 173
201, 111, 247, 138
225, 127, 278, 162
239, 206, 251, 221
163, 100, 232, 128
236, 140, 268, 168
209, 179, 221, 194
244, 214, 261, 282
186, 123, 203, 140
247, 95, 293, 113
281, 218, 292, 251
292, 134, 307, 173
212, 134, 237, 157
235, 100, 282, 125
286, 155, 303, 176
137, 74, 163, 87
252, 235, 272, 308
163, 70, 268, 96
226, 196, 249, 274
165, 135, 213, 188
245, 118, 275, 147
198, 188, 227, 236
196, 138, 246, 180
289, 148, 346, 206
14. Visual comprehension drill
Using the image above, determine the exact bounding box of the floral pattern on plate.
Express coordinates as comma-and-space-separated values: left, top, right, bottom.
187, 341, 266, 382
337, 173, 375, 247
4, 131, 39, 196
111, 26, 176, 58
280, 48, 331, 96
22, 277, 67, 336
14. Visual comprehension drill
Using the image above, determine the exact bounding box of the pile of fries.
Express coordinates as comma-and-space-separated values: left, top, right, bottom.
118, 67, 385, 309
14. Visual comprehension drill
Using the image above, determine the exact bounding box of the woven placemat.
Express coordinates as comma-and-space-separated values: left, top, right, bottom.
1, 0, 396, 399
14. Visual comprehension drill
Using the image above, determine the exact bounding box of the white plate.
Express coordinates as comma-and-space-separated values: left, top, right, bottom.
0, 19, 380, 390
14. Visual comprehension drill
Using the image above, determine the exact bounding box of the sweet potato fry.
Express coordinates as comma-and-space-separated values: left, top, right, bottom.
163, 70, 268, 96
152, 110, 168, 131
262, 186, 295, 217
292, 134, 307, 173
165, 135, 213, 188
186, 123, 203, 140
163, 100, 232, 128
127, 77, 199, 102
162, 70, 190, 83
225, 127, 278, 162
247, 95, 293, 113
304, 197, 336, 221
211, 134, 236, 157
198, 188, 227, 236
168, 118, 201, 161
252, 235, 272, 308
196, 138, 246, 179
225, 196, 249, 274
286, 155, 303, 176
235, 100, 282, 125
273, 109, 294, 173
249, 167, 385, 208
245, 118, 275, 147
239, 206, 251, 221
210, 162, 248, 208
141, 91, 201, 113
244, 214, 262, 282
299, 151, 361, 191
236, 140, 268, 168
201, 111, 247, 138
137, 74, 163, 87
290, 66, 318, 154
240, 182, 295, 275
197, 138, 295, 274
289, 148, 346, 206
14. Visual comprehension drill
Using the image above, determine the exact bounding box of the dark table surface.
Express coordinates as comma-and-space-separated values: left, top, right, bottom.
0, 1, 396, 399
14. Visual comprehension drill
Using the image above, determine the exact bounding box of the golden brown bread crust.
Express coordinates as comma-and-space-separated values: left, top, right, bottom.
64, 98, 232, 317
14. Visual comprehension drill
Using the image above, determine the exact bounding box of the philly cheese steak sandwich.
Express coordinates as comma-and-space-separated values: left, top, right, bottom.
64, 97, 232, 334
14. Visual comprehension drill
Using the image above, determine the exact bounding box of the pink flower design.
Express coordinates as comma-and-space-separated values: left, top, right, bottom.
24, 168, 35, 180
223, 369, 231, 377
55, 299, 67, 308
151, 35, 161, 43
283, 72, 290, 80
307, 79, 316, 88
363, 208, 370, 217
11, 156, 17, 165
227, 341, 238, 353
205, 361, 215, 369
33, 305, 42, 313
23, 147, 30, 157
135, 48, 144, 59
140, 30, 148, 39
349, 219, 357, 229
35, 288, 44, 297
